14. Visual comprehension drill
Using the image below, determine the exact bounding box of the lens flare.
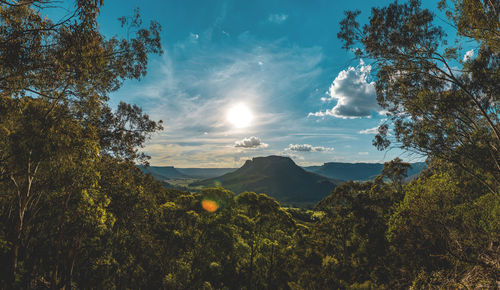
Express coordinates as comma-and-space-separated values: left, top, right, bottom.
201, 199, 219, 212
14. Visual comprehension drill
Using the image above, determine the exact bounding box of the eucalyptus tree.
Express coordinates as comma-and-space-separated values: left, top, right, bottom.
235, 191, 296, 289
338, 0, 499, 192
337, 2, 499, 285
0, 0, 163, 286
387, 170, 499, 287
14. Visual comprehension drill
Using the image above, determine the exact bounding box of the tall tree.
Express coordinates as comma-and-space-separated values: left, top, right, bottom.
338, 0, 499, 192
0, 0, 163, 285
387, 169, 499, 287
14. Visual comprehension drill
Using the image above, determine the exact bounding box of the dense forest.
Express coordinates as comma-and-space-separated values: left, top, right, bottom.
0, 0, 498, 289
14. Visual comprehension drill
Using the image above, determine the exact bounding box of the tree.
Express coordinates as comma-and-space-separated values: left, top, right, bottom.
235, 192, 295, 289
0, 0, 163, 286
380, 157, 412, 194
0, 97, 103, 285
338, 0, 499, 193
0, 1, 162, 101
288, 159, 428, 288
439, 0, 500, 52
337, 2, 499, 285
387, 171, 499, 287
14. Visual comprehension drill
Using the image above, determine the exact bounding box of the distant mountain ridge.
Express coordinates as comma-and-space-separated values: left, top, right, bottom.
191, 156, 342, 203
139, 166, 236, 180
177, 168, 236, 179
138, 166, 188, 180
140, 160, 426, 195
304, 161, 426, 181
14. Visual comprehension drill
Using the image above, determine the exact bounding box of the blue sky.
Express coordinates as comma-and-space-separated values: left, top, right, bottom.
56, 0, 459, 167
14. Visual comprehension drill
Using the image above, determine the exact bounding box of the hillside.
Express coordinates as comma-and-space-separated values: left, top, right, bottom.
139, 166, 237, 180
191, 156, 342, 203
176, 168, 236, 179
138, 166, 188, 180
308, 162, 426, 181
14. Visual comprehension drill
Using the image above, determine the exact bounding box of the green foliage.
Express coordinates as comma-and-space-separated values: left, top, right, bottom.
387, 170, 499, 287
290, 175, 401, 289
0, 0, 162, 287
439, 0, 500, 52
0, 0, 497, 288
338, 0, 500, 193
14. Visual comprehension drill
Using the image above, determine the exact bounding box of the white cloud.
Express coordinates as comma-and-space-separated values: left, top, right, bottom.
287, 144, 333, 152
359, 127, 378, 134
279, 151, 303, 161
141, 139, 274, 168
268, 13, 288, 24
117, 27, 327, 167
463, 49, 474, 62
234, 136, 268, 148
309, 60, 381, 118
358, 152, 369, 155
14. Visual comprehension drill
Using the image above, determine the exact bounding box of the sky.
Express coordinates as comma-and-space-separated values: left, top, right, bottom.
54, 0, 457, 167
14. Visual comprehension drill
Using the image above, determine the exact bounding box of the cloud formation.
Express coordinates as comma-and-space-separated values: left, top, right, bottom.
268, 14, 288, 24
234, 136, 268, 148
359, 127, 378, 134
463, 49, 474, 62
309, 60, 381, 118
287, 144, 333, 152
126, 31, 326, 167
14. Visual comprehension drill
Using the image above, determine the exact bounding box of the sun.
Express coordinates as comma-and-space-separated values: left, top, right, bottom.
227, 103, 253, 128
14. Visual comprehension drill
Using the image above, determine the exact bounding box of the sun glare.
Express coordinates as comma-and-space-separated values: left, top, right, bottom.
227, 103, 253, 128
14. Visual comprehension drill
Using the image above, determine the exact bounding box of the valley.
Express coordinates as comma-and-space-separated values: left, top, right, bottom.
141, 155, 426, 205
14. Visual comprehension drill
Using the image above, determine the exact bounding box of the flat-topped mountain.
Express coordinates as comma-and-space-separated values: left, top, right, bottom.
191, 156, 342, 203
304, 161, 426, 181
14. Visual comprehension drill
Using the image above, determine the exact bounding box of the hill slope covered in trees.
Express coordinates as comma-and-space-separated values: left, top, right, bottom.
192, 156, 343, 203
138, 165, 188, 180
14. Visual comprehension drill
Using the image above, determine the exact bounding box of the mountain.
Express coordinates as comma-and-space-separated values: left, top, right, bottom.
176, 168, 236, 179
191, 156, 342, 203
139, 166, 188, 180
302, 165, 321, 172
309, 162, 426, 181
139, 166, 237, 180
313, 163, 384, 181
405, 162, 427, 180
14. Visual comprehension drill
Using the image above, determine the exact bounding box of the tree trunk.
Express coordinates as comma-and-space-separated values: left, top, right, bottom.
267, 243, 274, 289
9, 178, 27, 286
9, 209, 23, 285
248, 238, 255, 290
66, 237, 80, 289
8, 157, 38, 286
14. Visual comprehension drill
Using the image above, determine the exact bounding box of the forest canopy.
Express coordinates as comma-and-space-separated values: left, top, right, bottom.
0, 0, 498, 289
